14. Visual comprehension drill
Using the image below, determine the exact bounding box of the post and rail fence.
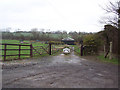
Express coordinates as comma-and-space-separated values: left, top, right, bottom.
0, 43, 33, 61
0, 43, 61, 61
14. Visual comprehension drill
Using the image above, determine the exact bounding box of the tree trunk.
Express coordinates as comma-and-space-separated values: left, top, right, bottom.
104, 50, 109, 58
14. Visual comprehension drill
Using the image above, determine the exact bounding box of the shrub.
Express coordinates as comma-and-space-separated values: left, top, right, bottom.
83, 34, 102, 54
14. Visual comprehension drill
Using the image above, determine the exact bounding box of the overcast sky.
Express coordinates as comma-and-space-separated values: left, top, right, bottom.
0, 0, 114, 32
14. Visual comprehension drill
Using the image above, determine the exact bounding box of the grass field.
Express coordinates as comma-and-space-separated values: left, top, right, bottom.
13, 32, 68, 39
1, 39, 50, 61
72, 45, 81, 54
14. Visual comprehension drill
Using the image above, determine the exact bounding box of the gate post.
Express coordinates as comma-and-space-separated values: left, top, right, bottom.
109, 42, 112, 59
81, 44, 83, 56
4, 44, 7, 61
30, 44, 33, 57
19, 45, 21, 59
49, 43, 52, 55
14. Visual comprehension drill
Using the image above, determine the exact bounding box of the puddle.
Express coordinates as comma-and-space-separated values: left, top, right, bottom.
96, 73, 104, 77
81, 59, 87, 61
89, 68, 94, 71
65, 59, 80, 63
50, 52, 84, 65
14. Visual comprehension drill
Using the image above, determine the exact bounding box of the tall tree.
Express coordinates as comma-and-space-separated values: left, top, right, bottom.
31, 28, 39, 40
100, 1, 120, 57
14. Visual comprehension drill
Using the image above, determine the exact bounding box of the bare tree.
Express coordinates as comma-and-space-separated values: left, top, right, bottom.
100, 1, 120, 28
99, 1, 120, 57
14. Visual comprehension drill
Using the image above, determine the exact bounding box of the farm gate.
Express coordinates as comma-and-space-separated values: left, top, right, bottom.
1, 43, 63, 61
32, 43, 63, 56
73, 44, 98, 56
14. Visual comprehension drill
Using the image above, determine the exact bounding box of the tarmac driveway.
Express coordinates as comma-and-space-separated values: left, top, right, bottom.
2, 52, 118, 88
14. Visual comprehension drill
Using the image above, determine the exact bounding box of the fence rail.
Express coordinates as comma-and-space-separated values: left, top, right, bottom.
73, 45, 84, 56
1, 43, 33, 61
0, 43, 30, 46
32, 45, 49, 56
51, 44, 64, 54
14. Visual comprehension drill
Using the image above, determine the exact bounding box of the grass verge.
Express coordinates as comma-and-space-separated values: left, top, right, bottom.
97, 54, 119, 65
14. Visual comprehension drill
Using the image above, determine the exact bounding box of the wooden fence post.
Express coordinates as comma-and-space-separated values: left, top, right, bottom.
81, 44, 83, 56
4, 44, 7, 61
49, 43, 51, 55
30, 44, 33, 57
109, 42, 112, 59
19, 45, 21, 59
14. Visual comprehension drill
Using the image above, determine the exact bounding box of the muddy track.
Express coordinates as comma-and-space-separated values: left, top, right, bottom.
2, 52, 118, 88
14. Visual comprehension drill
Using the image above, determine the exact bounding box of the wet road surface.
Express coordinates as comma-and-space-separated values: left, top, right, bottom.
2, 52, 118, 88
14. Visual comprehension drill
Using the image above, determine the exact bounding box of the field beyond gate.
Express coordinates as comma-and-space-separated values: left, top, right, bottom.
1, 40, 64, 61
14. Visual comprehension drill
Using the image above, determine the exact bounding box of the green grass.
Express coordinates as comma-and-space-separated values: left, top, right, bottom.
13, 33, 68, 39
72, 45, 81, 54
1, 39, 49, 61
97, 54, 119, 65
